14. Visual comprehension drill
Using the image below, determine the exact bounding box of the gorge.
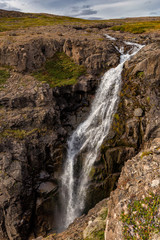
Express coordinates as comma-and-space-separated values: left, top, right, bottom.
0, 10, 159, 240
60, 38, 144, 229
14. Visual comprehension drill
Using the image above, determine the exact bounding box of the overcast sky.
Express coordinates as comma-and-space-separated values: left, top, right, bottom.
1, 0, 160, 19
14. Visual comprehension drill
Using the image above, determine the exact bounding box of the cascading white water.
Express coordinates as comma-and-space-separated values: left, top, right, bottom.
60, 36, 144, 229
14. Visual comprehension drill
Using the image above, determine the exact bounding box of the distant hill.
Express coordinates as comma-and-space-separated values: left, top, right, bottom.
0, 9, 159, 33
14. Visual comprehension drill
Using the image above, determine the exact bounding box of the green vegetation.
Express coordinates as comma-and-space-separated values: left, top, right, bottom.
111, 21, 160, 33
0, 14, 91, 32
84, 207, 107, 240
98, 38, 105, 41
141, 151, 153, 159
136, 71, 144, 79
146, 96, 150, 103
84, 229, 105, 240
33, 52, 86, 87
121, 193, 160, 240
100, 209, 108, 221
0, 69, 10, 87
114, 113, 120, 121
0, 12, 159, 34
89, 167, 96, 178
0, 128, 47, 139
112, 112, 124, 136
89, 230, 104, 240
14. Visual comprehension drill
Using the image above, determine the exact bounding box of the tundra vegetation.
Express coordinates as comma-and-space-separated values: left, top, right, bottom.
121, 193, 160, 240
0, 12, 159, 33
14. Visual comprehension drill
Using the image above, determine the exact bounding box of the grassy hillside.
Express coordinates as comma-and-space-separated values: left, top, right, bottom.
111, 20, 160, 33
0, 9, 160, 33
0, 12, 90, 32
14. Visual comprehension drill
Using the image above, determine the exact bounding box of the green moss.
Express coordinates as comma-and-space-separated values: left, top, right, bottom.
0, 128, 47, 139
89, 167, 96, 178
112, 116, 124, 136
111, 21, 160, 33
100, 209, 108, 221
0, 69, 10, 88
121, 193, 160, 240
98, 38, 105, 41
84, 230, 104, 240
114, 113, 120, 121
136, 71, 144, 79
33, 52, 86, 88
146, 96, 150, 103
141, 151, 153, 159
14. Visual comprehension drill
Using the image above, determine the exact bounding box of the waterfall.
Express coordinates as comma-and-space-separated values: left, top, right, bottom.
60, 37, 144, 229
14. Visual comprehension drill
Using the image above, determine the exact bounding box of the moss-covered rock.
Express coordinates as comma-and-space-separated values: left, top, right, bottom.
83, 207, 107, 240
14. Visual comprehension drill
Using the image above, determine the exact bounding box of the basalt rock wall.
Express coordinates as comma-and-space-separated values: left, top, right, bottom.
0, 31, 120, 240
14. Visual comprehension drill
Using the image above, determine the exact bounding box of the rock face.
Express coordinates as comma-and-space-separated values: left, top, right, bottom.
46, 38, 160, 240
86, 40, 160, 209
41, 139, 160, 240
43, 198, 108, 240
105, 138, 160, 240
0, 73, 99, 239
0, 26, 121, 240
104, 41, 160, 240
0, 27, 119, 75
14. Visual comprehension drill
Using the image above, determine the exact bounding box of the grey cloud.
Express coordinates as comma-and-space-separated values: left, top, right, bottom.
144, 1, 152, 4
150, 11, 159, 15
0, 2, 8, 8
82, 5, 90, 8
0, 0, 159, 19
88, 16, 102, 19
71, 4, 97, 16
0, 1, 20, 11
30, 0, 87, 9
78, 9, 97, 15
71, 4, 91, 12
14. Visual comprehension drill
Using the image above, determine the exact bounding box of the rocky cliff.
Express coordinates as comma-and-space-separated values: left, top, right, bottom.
0, 23, 121, 240
0, 11, 160, 240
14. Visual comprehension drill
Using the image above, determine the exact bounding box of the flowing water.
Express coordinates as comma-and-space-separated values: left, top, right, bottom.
60, 37, 144, 229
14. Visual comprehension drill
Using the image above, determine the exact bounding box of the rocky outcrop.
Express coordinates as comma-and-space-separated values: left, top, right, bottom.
0, 28, 119, 74
105, 138, 160, 240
